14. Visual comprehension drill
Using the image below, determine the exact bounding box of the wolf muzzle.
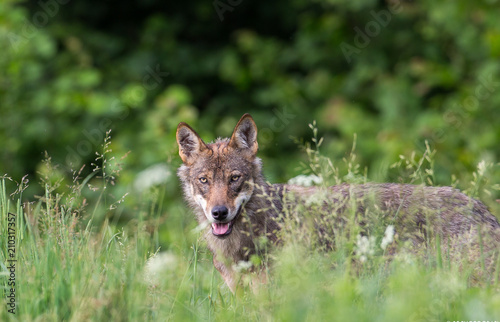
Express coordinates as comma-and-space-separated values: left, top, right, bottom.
211, 205, 232, 236
210, 204, 245, 237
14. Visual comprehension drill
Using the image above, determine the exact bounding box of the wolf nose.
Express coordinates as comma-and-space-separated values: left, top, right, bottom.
211, 206, 228, 221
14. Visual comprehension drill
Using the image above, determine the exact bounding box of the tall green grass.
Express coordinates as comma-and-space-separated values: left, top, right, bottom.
1, 129, 499, 321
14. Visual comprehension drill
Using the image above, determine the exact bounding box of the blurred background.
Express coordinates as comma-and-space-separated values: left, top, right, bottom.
1, 0, 499, 231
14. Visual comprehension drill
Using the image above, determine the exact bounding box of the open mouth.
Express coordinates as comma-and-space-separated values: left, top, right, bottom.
211, 221, 234, 237
211, 205, 242, 238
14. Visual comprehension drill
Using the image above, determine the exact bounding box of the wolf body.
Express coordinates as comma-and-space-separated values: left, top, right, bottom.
176, 114, 500, 292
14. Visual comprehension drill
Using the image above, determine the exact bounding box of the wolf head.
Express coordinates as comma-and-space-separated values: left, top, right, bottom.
176, 114, 262, 238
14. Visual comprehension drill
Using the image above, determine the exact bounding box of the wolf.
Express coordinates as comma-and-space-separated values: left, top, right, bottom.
176, 114, 500, 292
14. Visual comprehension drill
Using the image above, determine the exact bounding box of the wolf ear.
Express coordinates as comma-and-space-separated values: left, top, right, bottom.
176, 122, 208, 164
229, 114, 258, 155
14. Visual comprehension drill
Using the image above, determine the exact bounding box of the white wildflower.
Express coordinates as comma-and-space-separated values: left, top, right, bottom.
381, 225, 395, 250
287, 174, 323, 187
232, 260, 253, 273
477, 160, 487, 177
144, 251, 177, 285
134, 163, 171, 192
355, 234, 376, 263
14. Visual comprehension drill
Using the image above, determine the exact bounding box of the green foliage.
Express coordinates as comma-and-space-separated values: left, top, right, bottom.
0, 0, 499, 319
0, 0, 499, 198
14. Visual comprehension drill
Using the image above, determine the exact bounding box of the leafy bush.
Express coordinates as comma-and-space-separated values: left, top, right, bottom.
1, 0, 499, 202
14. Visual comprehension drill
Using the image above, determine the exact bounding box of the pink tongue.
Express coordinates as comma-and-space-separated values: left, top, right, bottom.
212, 222, 230, 235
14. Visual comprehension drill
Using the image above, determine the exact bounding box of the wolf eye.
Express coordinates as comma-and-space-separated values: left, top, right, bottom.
199, 177, 208, 184
230, 175, 240, 182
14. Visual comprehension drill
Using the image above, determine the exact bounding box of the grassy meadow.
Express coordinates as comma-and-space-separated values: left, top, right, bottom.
1, 132, 500, 322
